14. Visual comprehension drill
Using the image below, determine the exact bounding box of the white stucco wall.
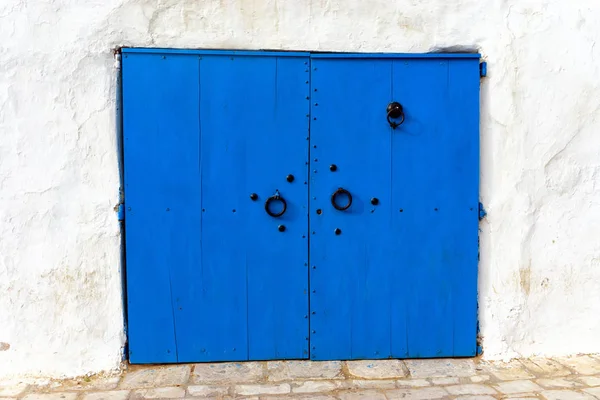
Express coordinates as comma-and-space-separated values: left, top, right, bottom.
1, 0, 600, 379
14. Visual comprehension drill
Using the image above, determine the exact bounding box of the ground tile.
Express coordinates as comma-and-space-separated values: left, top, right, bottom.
234, 383, 290, 396
385, 386, 449, 399
521, 358, 571, 377
556, 356, 600, 375
583, 387, 600, 397
267, 361, 343, 381
261, 396, 336, 400
133, 386, 185, 399
537, 378, 581, 389
22, 394, 78, 400
347, 380, 396, 389
431, 377, 459, 385
494, 380, 543, 394
192, 362, 263, 385
121, 366, 190, 389
51, 377, 121, 392
338, 390, 386, 400
575, 376, 600, 386
505, 398, 541, 400
346, 360, 407, 379
396, 379, 430, 387
292, 380, 341, 393
455, 396, 496, 400
0, 384, 28, 397
404, 359, 478, 378
541, 390, 595, 400
483, 360, 535, 381
470, 375, 490, 383
445, 384, 497, 395
187, 385, 229, 397
82, 390, 130, 400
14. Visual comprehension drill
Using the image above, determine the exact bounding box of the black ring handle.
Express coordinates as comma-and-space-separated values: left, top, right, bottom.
265, 192, 287, 218
331, 188, 353, 211
387, 102, 405, 129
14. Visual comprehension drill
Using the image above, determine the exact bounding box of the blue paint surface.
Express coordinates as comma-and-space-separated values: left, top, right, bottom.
309, 57, 480, 359
123, 50, 479, 363
123, 52, 310, 363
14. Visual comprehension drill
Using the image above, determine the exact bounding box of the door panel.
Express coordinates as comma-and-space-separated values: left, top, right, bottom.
309, 56, 479, 360
123, 50, 480, 364
123, 52, 310, 363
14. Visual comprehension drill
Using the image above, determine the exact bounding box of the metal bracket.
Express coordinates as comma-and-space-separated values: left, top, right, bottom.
479, 62, 487, 78
117, 203, 125, 222
478, 202, 487, 220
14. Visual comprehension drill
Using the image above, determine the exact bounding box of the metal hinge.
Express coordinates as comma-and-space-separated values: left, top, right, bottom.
478, 202, 487, 220
479, 62, 487, 78
117, 203, 125, 222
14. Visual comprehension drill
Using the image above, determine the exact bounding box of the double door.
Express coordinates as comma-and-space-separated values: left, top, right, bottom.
122, 49, 480, 363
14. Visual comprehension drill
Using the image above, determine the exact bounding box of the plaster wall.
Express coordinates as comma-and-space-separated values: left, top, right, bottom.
1, 0, 600, 379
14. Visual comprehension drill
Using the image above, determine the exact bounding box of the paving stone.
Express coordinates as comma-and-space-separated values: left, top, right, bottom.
234, 383, 290, 396
556, 356, 600, 375
521, 358, 572, 377
445, 384, 497, 395
385, 386, 449, 399
267, 361, 342, 381
22, 394, 78, 400
192, 362, 264, 385
541, 390, 596, 399
292, 380, 341, 393
133, 386, 185, 399
583, 387, 600, 397
503, 397, 539, 400
470, 375, 490, 383
338, 390, 386, 400
404, 359, 478, 378
345, 360, 407, 379
576, 376, 600, 386
537, 378, 582, 389
0, 384, 28, 397
396, 379, 430, 387
262, 396, 336, 400
430, 377, 459, 385
121, 365, 190, 389
348, 380, 397, 389
52, 377, 121, 392
494, 380, 544, 394
82, 390, 130, 400
483, 360, 535, 381
187, 385, 229, 397
455, 396, 497, 400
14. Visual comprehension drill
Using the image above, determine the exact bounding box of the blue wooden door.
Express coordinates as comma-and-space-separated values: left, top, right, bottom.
308, 55, 480, 359
123, 50, 480, 363
123, 50, 311, 363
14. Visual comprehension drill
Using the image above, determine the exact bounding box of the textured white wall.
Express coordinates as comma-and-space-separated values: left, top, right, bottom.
1, 0, 600, 379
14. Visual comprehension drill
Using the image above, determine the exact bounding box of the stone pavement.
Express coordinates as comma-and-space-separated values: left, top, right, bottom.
3, 355, 600, 399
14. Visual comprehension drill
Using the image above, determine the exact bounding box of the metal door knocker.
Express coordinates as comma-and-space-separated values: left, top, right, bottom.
265, 190, 287, 217
331, 188, 352, 211
387, 102, 405, 129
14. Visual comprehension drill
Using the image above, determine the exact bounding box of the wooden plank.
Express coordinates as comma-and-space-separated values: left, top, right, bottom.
309, 59, 397, 360
447, 59, 480, 356
123, 53, 201, 363
391, 58, 479, 357
173, 55, 310, 362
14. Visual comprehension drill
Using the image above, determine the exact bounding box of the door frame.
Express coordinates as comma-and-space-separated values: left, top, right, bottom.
118, 48, 483, 362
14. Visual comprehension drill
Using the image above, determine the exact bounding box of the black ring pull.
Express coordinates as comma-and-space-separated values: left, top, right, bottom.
386, 102, 405, 129
265, 191, 287, 218
331, 188, 353, 211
